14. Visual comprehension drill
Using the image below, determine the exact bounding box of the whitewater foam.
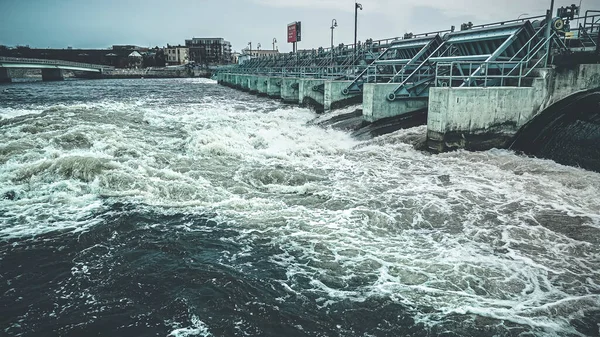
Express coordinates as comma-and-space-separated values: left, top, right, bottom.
1, 79, 599, 335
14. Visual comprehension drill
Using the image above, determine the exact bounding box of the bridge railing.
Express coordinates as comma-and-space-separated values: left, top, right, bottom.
0, 56, 114, 70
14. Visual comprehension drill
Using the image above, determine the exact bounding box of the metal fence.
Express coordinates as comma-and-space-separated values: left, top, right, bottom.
0, 56, 114, 70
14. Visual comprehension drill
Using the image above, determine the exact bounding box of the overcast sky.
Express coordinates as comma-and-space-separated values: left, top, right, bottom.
0, 0, 594, 52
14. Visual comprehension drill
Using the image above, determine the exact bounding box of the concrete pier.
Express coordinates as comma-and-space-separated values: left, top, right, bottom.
298, 79, 326, 112
256, 76, 268, 96
233, 75, 243, 89
0, 68, 11, 83
248, 76, 258, 93
281, 78, 300, 104
267, 77, 282, 98
41, 68, 64, 81
426, 64, 600, 152
362, 83, 428, 123
324, 81, 362, 111
240, 75, 250, 91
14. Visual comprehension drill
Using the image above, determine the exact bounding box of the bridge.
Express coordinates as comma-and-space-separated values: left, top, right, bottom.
215, 5, 600, 170
0, 57, 113, 82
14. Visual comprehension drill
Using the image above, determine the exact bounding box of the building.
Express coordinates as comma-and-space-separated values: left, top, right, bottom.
128, 51, 143, 68
164, 45, 189, 65
184, 38, 232, 65
236, 50, 280, 65
113, 45, 148, 52
238, 54, 252, 65
231, 52, 241, 64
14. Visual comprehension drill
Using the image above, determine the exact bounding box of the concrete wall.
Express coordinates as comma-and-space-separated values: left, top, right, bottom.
363, 83, 428, 123
298, 79, 326, 112
41, 68, 64, 81
426, 64, 600, 152
281, 78, 300, 104
324, 81, 362, 111
427, 87, 535, 151
0, 68, 11, 83
537, 64, 600, 113
267, 77, 282, 98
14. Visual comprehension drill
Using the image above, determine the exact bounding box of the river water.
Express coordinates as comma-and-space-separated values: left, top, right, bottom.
1, 78, 599, 337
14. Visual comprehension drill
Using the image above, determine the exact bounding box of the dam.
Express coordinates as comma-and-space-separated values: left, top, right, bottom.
215, 6, 600, 171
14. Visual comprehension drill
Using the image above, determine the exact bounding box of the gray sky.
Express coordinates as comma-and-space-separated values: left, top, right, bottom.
0, 0, 595, 52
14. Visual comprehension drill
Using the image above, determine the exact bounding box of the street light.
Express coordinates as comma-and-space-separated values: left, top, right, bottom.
272, 38, 277, 51
248, 42, 252, 55
331, 19, 338, 50
354, 2, 363, 67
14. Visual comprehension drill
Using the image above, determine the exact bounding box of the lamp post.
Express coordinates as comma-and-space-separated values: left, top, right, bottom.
273, 38, 277, 51
330, 19, 338, 50
354, 2, 363, 67
544, 0, 555, 67
248, 42, 252, 56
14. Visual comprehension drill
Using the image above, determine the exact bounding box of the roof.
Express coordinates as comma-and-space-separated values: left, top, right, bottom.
128, 51, 142, 58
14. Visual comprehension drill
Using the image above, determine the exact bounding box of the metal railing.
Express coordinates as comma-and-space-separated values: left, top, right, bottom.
0, 56, 114, 70
217, 11, 600, 85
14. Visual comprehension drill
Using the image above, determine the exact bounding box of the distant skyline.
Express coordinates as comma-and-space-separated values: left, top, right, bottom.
0, 0, 592, 53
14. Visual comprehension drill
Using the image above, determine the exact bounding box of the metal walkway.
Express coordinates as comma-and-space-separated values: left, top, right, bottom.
217, 9, 600, 97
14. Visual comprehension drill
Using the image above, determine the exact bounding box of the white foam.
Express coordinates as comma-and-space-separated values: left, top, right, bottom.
167, 315, 212, 337
0, 107, 45, 120
1, 81, 599, 335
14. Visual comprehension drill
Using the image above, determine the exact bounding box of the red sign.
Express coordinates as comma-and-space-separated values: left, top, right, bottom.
287, 23, 297, 43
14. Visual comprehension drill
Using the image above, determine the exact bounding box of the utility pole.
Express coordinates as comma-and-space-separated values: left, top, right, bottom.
354, 2, 363, 68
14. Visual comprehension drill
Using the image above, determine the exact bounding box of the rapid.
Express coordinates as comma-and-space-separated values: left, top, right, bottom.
1, 78, 599, 337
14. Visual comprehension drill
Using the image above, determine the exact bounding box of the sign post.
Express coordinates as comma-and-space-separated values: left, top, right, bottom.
287, 21, 302, 53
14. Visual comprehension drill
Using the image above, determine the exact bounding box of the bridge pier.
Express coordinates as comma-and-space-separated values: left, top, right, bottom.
0, 68, 11, 83
248, 76, 259, 94
266, 77, 282, 98
240, 75, 250, 91
362, 83, 428, 123
281, 78, 300, 104
325, 81, 362, 112
426, 64, 600, 153
41, 68, 64, 81
256, 76, 268, 96
298, 79, 326, 113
